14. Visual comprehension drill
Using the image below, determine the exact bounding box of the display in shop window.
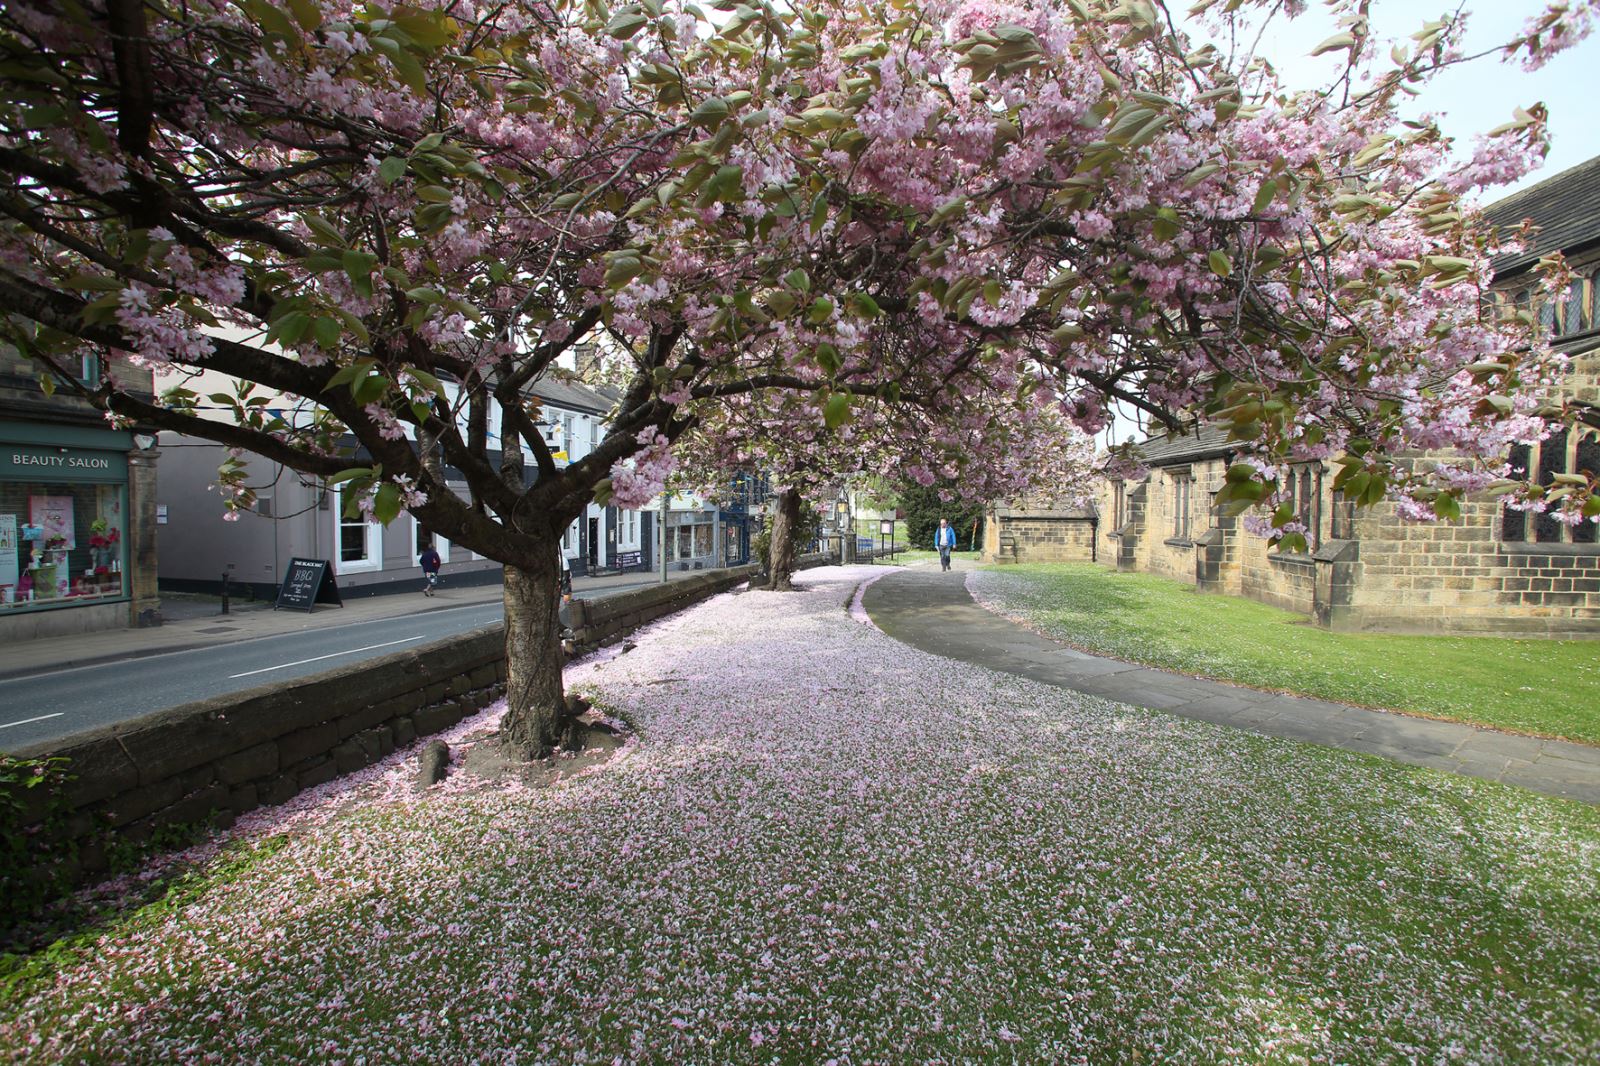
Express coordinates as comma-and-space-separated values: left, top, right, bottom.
29, 495, 75, 550
1, 485, 127, 609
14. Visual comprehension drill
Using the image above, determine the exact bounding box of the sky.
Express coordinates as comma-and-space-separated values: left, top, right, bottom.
1236, 0, 1600, 197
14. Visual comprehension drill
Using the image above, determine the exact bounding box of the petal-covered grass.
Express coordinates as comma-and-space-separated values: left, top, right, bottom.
968, 563, 1600, 747
2, 568, 1597, 1063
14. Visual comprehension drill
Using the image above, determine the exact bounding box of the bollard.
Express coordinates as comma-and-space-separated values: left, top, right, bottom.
220, 570, 230, 614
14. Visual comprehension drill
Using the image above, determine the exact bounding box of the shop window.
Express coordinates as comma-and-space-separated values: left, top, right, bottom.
332, 485, 382, 573
1504, 428, 1600, 544
0, 480, 127, 610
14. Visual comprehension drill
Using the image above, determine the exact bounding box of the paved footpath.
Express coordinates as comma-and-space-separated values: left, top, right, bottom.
863, 562, 1600, 807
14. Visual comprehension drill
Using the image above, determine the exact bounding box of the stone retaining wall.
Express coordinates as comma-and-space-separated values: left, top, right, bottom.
8, 559, 785, 897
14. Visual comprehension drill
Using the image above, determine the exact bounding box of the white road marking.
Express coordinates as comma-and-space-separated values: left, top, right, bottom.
229, 636, 426, 679
0, 712, 66, 730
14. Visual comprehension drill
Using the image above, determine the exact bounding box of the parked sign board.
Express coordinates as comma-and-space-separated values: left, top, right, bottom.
274, 557, 343, 612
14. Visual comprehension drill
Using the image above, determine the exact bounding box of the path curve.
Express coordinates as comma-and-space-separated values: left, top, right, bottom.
862, 562, 1600, 806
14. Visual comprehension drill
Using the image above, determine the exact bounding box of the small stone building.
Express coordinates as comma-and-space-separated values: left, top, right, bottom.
982, 502, 1099, 564
1001, 155, 1600, 637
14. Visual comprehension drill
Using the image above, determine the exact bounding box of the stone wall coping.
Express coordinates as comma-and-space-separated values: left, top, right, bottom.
1312, 538, 1360, 564
1268, 552, 1317, 571
1497, 542, 1600, 558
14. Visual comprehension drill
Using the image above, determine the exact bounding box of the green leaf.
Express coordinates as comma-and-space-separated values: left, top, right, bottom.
1253, 178, 1279, 215
814, 343, 841, 375
766, 290, 797, 317
301, 213, 346, 247
352, 373, 389, 405
608, 11, 650, 39
312, 316, 341, 350
805, 297, 834, 325
414, 132, 445, 152
689, 95, 730, 127
326, 467, 374, 487
285, 0, 322, 31
415, 185, 454, 203
784, 269, 810, 292
405, 286, 445, 304
1208, 250, 1233, 277
406, 367, 446, 397
823, 391, 850, 429
377, 156, 407, 185
372, 482, 403, 525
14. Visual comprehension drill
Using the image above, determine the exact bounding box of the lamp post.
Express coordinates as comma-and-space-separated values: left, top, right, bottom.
834, 498, 850, 564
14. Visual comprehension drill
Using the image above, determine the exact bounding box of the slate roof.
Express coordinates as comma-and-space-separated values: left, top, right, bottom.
1484, 154, 1600, 279
528, 375, 621, 417
1130, 423, 1234, 467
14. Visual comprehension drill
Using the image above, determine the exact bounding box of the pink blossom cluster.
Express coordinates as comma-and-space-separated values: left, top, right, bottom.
609, 428, 676, 510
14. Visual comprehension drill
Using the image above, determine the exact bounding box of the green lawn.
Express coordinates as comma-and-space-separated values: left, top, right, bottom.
889, 549, 980, 567
970, 563, 1600, 746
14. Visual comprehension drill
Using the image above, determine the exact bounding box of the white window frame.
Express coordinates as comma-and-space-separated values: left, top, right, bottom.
411, 516, 450, 565
331, 485, 383, 574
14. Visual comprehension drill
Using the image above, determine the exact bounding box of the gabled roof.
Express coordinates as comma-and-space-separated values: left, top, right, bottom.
1130, 423, 1233, 467
528, 375, 619, 417
1484, 154, 1600, 280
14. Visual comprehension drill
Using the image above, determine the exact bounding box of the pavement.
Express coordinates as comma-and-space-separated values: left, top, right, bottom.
0, 567, 698, 682
863, 560, 1600, 807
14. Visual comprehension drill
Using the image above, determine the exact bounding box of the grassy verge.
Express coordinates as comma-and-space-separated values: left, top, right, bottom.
971, 563, 1600, 746
889, 549, 981, 567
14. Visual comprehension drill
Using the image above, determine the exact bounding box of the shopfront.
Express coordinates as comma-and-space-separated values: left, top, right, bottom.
0, 425, 133, 620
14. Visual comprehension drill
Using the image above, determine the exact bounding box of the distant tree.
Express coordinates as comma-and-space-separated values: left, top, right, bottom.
901, 483, 985, 553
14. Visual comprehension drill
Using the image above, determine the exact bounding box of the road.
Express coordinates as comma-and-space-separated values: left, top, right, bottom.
0, 577, 666, 751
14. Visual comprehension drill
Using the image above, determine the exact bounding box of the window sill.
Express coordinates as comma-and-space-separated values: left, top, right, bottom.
1498, 542, 1600, 557
1268, 552, 1316, 568
1164, 537, 1194, 549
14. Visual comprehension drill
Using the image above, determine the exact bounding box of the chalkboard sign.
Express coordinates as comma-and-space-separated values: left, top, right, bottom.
274, 557, 343, 612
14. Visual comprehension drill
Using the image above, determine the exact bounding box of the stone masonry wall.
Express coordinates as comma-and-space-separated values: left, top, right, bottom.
983, 508, 1097, 564
1348, 496, 1600, 635
8, 560, 775, 897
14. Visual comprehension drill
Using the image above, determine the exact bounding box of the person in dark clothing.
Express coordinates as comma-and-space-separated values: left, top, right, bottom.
419, 545, 442, 595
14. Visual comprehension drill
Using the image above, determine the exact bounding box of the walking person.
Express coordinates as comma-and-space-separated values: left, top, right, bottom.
419, 543, 442, 596
934, 517, 957, 572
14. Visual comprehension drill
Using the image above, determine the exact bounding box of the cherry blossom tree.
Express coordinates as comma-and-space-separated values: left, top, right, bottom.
0, 0, 1592, 755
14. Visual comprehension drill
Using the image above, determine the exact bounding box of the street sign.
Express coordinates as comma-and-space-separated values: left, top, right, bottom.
274, 557, 343, 612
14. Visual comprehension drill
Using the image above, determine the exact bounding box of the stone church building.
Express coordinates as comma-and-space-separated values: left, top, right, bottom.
984, 155, 1600, 637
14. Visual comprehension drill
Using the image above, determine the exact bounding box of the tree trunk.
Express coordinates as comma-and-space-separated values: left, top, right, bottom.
498, 548, 567, 759
767, 487, 802, 592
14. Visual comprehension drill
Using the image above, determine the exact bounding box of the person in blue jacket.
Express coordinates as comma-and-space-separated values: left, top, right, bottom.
934, 517, 957, 571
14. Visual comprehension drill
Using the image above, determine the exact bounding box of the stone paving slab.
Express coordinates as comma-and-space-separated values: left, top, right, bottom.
861, 564, 1600, 807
